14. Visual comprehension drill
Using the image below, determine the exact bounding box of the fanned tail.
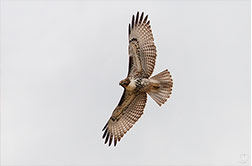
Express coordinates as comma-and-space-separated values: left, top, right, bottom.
147, 69, 173, 106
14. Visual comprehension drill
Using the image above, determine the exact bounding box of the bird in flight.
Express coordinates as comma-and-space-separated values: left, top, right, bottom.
102, 12, 173, 146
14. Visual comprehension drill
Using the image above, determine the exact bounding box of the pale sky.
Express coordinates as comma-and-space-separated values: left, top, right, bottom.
1, 0, 250, 165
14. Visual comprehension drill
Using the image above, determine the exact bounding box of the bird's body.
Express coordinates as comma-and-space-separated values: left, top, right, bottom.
102, 12, 173, 146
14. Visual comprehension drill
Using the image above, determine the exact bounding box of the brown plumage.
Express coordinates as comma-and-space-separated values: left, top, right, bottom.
102, 12, 173, 146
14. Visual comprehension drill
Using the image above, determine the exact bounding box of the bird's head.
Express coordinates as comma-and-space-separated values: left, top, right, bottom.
119, 78, 130, 88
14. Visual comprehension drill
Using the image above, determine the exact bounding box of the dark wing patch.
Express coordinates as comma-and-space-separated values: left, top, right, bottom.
118, 90, 126, 106
127, 56, 133, 77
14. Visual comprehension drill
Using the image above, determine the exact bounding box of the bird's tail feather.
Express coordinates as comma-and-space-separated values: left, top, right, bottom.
147, 69, 173, 106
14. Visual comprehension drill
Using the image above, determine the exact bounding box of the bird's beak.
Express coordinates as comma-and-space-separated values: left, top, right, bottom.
119, 78, 129, 88
119, 80, 126, 87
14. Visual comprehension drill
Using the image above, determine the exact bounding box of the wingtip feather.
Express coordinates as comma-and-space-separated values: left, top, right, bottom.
102, 128, 108, 139
140, 12, 144, 23
143, 15, 148, 23
102, 122, 108, 131
109, 135, 113, 146
131, 15, 135, 29
135, 12, 139, 25
105, 132, 110, 144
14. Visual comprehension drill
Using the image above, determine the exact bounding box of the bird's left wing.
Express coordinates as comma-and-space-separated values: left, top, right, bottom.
102, 91, 147, 146
127, 12, 157, 78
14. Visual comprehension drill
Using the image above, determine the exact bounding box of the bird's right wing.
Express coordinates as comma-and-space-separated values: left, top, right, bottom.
102, 91, 147, 146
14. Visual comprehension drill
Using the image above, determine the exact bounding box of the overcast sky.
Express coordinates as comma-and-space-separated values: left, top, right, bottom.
1, 0, 250, 165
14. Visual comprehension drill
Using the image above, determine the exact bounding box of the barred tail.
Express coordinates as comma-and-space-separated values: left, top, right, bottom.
147, 69, 173, 106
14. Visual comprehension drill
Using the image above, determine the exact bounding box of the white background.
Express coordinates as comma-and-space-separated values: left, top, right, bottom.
0, 0, 250, 165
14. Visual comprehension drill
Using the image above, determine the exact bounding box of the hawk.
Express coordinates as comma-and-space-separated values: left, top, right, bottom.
102, 12, 173, 146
